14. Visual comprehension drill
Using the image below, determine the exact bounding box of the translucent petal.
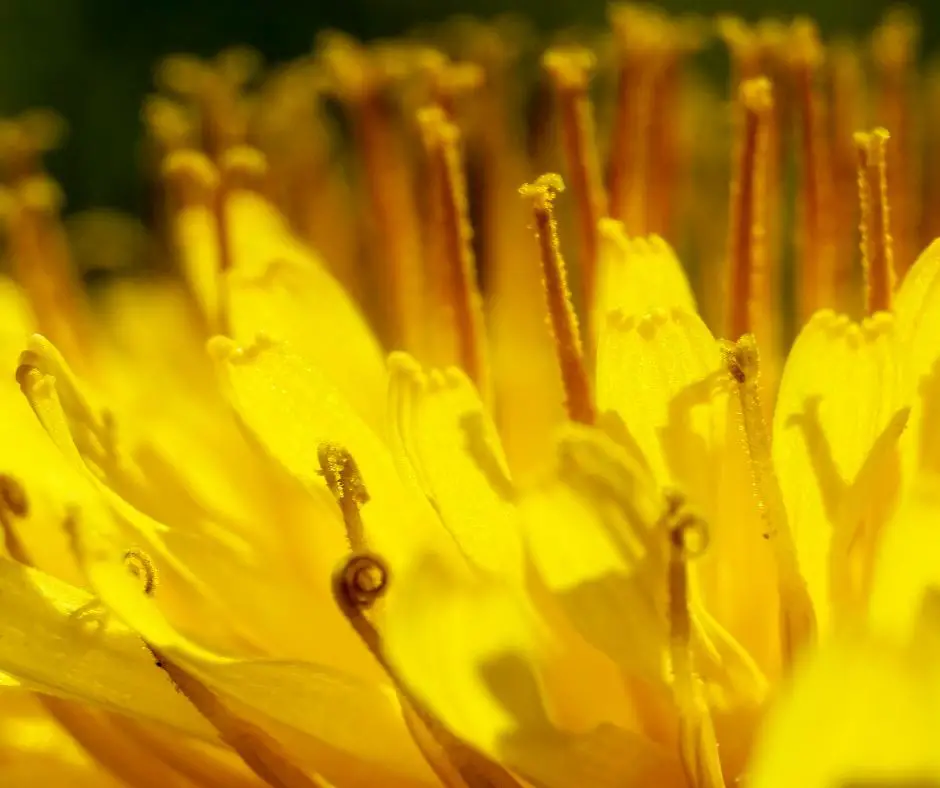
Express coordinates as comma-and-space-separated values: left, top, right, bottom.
851, 246, 940, 676
772, 310, 908, 631
0, 351, 89, 583
0, 691, 124, 788
171, 199, 221, 328
69, 519, 438, 786
210, 335, 463, 574
747, 628, 940, 787
0, 555, 214, 739
17, 343, 269, 651
485, 191, 567, 482
521, 427, 767, 723
382, 552, 684, 787
598, 307, 777, 676
387, 353, 523, 579
35, 697, 209, 788
870, 466, 940, 641
593, 225, 696, 336
894, 238, 940, 385
520, 426, 669, 684
26, 317, 280, 553
224, 190, 386, 428
596, 306, 722, 497
21, 329, 373, 667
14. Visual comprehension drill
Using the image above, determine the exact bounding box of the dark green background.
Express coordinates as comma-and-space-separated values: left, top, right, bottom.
0, 0, 929, 215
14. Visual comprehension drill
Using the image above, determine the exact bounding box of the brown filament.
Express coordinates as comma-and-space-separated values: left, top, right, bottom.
320, 35, 425, 352
855, 129, 895, 315
520, 174, 595, 425
543, 47, 609, 317
418, 106, 489, 395
790, 20, 837, 319
726, 79, 773, 341
871, 11, 918, 278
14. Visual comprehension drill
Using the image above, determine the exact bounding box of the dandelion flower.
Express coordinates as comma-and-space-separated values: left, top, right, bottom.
1, 7, 940, 788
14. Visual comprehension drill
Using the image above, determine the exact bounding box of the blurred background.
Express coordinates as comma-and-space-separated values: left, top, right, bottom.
0, 0, 929, 215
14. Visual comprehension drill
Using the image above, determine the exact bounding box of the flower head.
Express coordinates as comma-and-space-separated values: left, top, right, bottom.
2, 6, 940, 788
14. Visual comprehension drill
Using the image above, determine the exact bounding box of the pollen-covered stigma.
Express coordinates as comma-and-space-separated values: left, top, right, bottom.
1, 6, 940, 788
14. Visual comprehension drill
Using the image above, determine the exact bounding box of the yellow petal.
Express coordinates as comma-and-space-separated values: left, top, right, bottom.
700, 341, 788, 678
0, 691, 124, 788
387, 353, 523, 578
21, 327, 372, 667
596, 306, 772, 665
69, 519, 438, 787
772, 310, 908, 631
0, 275, 35, 363
17, 342, 271, 651
486, 198, 567, 482
164, 151, 222, 326
382, 552, 684, 787
522, 426, 766, 728
747, 623, 940, 787
593, 224, 696, 337
43, 292, 289, 554
0, 555, 214, 739
210, 334, 463, 573
870, 471, 940, 641
520, 425, 669, 684
893, 237, 940, 384
36, 697, 212, 788
224, 189, 386, 428
869, 356, 940, 637
596, 306, 722, 498
0, 356, 89, 583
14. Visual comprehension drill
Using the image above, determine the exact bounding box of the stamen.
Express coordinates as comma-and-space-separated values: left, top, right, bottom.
215, 147, 271, 323
871, 10, 918, 276
143, 96, 196, 156
124, 549, 158, 597
413, 51, 484, 120
643, 35, 684, 239
664, 496, 703, 677
924, 64, 940, 249
39, 698, 205, 788
118, 718, 265, 788
340, 552, 388, 609
753, 22, 787, 341
0, 475, 29, 564
150, 649, 329, 788
319, 33, 425, 352
220, 145, 269, 194
542, 46, 608, 313
3, 175, 90, 367
316, 443, 370, 552
161, 150, 226, 331
0, 110, 65, 183
855, 129, 895, 315
8, 517, 204, 788
158, 50, 255, 161
119, 544, 327, 787
162, 149, 220, 208
417, 106, 489, 395
661, 495, 725, 788
607, 5, 663, 230
253, 64, 364, 302
790, 20, 836, 319
726, 78, 772, 341
519, 174, 595, 425
829, 41, 866, 308
331, 553, 524, 788
721, 335, 817, 666
717, 17, 762, 86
